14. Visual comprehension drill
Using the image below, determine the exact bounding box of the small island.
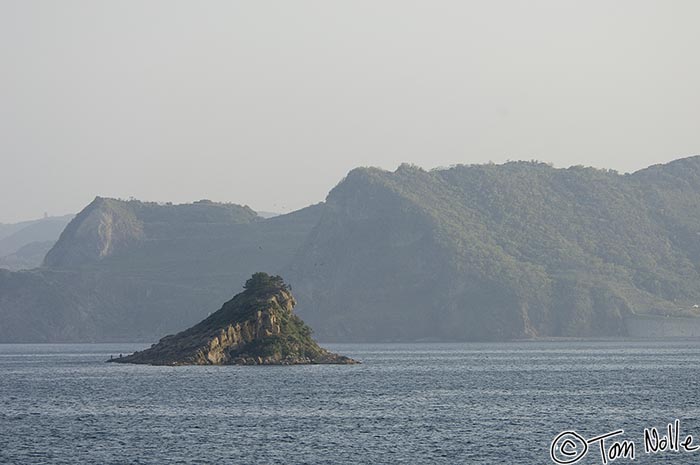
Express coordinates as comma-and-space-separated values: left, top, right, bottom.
109, 273, 358, 365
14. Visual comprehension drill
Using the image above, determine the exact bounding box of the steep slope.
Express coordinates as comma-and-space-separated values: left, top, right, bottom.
3, 157, 700, 343
44, 198, 257, 267
288, 158, 700, 341
111, 273, 357, 365
0, 200, 324, 342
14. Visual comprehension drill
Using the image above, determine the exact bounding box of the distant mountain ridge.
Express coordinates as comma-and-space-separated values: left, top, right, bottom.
0, 214, 73, 270
2, 157, 700, 342
0, 241, 55, 271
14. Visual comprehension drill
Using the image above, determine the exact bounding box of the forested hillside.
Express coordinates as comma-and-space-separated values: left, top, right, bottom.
287, 157, 700, 340
2, 157, 700, 342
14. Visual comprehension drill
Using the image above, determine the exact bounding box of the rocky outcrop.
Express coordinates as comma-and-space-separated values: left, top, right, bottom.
109, 273, 358, 365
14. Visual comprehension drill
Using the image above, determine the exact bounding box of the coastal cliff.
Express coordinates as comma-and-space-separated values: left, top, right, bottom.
110, 273, 357, 365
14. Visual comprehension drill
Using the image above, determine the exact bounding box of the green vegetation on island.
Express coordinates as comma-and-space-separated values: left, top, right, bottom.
110, 273, 357, 365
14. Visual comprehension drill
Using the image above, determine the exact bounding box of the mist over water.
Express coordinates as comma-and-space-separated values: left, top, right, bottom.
2, 341, 700, 464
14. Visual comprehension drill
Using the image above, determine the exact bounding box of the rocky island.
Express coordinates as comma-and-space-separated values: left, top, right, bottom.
109, 273, 358, 365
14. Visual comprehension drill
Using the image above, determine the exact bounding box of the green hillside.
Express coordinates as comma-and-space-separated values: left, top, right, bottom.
288, 158, 700, 341
0, 199, 323, 342
2, 157, 700, 342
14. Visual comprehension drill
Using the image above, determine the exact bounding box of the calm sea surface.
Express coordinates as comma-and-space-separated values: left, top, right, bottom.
2, 341, 700, 464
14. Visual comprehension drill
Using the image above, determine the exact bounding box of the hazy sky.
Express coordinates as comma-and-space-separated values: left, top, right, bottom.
1, 1, 699, 222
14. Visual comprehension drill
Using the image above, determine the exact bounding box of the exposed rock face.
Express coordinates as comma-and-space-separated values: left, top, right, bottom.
44, 198, 145, 267
43, 197, 259, 268
0, 202, 323, 343
110, 273, 358, 365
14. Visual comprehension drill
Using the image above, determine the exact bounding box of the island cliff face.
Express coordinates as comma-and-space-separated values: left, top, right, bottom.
110, 273, 357, 365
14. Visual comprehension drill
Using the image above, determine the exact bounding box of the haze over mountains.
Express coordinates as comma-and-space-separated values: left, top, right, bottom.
0, 215, 73, 271
2, 157, 700, 342
290, 157, 700, 340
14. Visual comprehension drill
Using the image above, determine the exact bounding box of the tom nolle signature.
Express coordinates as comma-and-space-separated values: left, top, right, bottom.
550, 420, 699, 464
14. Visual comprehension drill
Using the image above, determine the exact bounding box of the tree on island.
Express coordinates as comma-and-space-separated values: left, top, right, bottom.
243, 272, 290, 293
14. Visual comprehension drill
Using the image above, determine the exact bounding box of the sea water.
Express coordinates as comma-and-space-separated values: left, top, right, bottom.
2, 341, 700, 464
